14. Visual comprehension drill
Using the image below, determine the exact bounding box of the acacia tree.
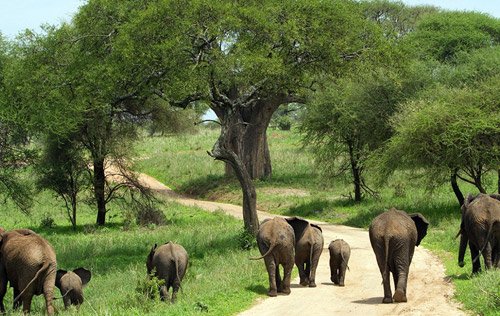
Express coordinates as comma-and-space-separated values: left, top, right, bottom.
3, 2, 163, 225
36, 134, 89, 229
101, 0, 379, 234
380, 11, 500, 205
0, 34, 34, 212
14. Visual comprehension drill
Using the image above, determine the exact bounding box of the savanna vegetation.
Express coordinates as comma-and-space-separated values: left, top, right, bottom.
0, 0, 499, 315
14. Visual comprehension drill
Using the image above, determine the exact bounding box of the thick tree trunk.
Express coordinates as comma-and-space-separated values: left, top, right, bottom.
210, 110, 260, 235
498, 169, 500, 194
451, 169, 465, 206
93, 158, 107, 226
220, 98, 281, 180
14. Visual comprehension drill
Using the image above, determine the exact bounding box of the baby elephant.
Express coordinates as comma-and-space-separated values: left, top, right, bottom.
146, 242, 188, 303
55, 268, 92, 308
328, 239, 350, 286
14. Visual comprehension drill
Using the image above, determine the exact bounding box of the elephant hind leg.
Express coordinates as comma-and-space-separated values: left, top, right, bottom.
275, 265, 283, 293
159, 285, 169, 301
264, 257, 278, 297
282, 262, 293, 295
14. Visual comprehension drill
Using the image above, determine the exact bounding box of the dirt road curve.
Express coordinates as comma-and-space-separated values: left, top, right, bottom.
137, 172, 465, 316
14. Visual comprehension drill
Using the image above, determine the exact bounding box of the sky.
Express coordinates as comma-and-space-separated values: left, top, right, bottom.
0, 0, 499, 39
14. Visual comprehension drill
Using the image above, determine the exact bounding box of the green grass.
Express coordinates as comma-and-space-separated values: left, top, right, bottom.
0, 191, 267, 315
134, 127, 500, 315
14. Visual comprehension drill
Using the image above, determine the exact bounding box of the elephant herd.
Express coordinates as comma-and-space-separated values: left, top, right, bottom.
253, 193, 499, 304
0, 193, 497, 314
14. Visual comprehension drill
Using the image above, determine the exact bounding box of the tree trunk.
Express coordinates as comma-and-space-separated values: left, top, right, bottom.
218, 98, 282, 180
497, 169, 499, 194
348, 142, 362, 202
451, 169, 465, 206
210, 110, 259, 235
93, 158, 107, 226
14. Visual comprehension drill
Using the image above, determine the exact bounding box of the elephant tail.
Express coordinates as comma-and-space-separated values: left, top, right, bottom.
14, 260, 55, 304
382, 236, 390, 281
340, 243, 350, 271
250, 243, 276, 260
472, 221, 495, 265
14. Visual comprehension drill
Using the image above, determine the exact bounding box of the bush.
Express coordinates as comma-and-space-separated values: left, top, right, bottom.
238, 229, 257, 250
39, 215, 56, 229
136, 206, 167, 226
136, 271, 165, 300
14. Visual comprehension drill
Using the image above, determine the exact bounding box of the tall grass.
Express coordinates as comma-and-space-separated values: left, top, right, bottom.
0, 191, 266, 315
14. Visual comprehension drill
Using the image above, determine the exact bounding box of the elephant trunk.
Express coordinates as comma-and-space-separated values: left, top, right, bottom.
458, 228, 468, 267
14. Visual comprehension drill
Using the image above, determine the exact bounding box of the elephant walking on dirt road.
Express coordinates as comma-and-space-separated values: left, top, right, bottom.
369, 208, 429, 303
286, 217, 324, 287
458, 193, 500, 273
252, 217, 295, 297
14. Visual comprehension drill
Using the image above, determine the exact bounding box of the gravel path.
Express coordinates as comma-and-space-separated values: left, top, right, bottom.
136, 172, 466, 316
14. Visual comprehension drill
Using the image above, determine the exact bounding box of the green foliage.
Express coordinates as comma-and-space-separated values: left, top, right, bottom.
238, 228, 257, 251
406, 11, 500, 62
136, 271, 166, 300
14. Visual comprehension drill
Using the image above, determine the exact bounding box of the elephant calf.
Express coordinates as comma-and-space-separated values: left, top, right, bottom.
55, 268, 92, 308
146, 242, 188, 303
328, 239, 350, 287
369, 208, 429, 303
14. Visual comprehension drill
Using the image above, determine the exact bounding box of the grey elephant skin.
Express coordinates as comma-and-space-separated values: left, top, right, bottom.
55, 268, 91, 308
252, 217, 295, 297
286, 217, 324, 287
369, 208, 429, 303
146, 241, 188, 303
0, 228, 57, 315
328, 239, 350, 286
458, 193, 500, 273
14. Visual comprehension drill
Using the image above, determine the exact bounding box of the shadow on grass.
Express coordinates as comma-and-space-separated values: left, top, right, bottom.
283, 199, 334, 218
245, 284, 267, 295
31, 222, 124, 236
445, 274, 470, 281
178, 174, 231, 196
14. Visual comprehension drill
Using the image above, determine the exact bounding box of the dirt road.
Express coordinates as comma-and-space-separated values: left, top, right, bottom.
137, 172, 466, 316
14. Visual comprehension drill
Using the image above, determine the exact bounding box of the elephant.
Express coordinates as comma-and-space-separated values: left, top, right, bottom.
457, 193, 500, 273
146, 241, 188, 303
55, 268, 92, 308
369, 208, 429, 303
328, 239, 350, 287
0, 228, 57, 315
286, 217, 324, 287
252, 217, 295, 297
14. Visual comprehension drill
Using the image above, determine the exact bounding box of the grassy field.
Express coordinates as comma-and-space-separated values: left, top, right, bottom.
134, 127, 500, 316
0, 191, 266, 315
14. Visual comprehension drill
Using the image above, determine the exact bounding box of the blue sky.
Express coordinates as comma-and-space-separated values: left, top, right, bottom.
0, 0, 499, 39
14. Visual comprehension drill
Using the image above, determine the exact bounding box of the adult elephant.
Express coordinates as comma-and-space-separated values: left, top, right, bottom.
458, 193, 500, 273
286, 217, 324, 287
369, 208, 429, 303
0, 229, 57, 315
252, 217, 295, 297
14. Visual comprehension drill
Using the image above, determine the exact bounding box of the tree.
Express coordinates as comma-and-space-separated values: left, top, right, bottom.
0, 34, 34, 212
3, 3, 161, 225
302, 68, 404, 201
379, 12, 500, 205
36, 134, 90, 229
382, 84, 500, 205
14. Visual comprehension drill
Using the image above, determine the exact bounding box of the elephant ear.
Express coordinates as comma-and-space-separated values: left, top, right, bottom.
285, 217, 310, 242
74, 268, 92, 286
311, 223, 322, 233
409, 213, 429, 246
56, 270, 67, 289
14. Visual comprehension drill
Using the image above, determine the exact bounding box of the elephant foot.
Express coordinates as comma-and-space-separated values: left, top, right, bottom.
308, 282, 317, 288
338, 283, 345, 287
282, 288, 291, 295
382, 297, 393, 304
393, 289, 407, 303
268, 290, 278, 297
299, 280, 309, 286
